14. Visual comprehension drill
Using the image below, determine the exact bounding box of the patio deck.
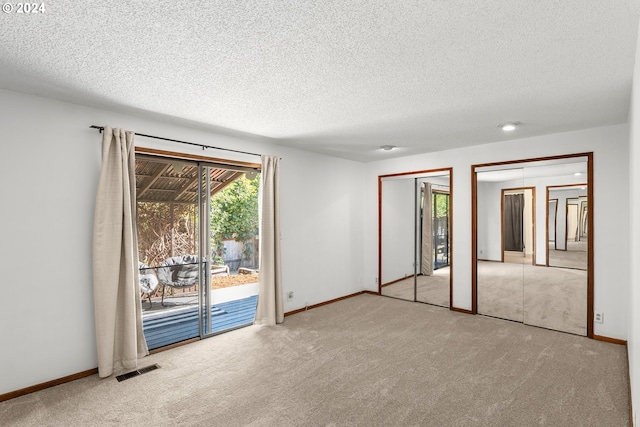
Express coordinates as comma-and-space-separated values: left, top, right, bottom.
142, 294, 258, 350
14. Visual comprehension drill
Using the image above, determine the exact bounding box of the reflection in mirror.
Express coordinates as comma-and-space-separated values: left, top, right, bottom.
476, 167, 525, 322
548, 187, 588, 270
416, 180, 451, 306
475, 155, 590, 336
503, 187, 535, 265
380, 177, 417, 302
379, 170, 451, 308
548, 199, 558, 249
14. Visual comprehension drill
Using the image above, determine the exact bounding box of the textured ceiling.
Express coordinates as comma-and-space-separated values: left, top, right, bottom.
1, 1, 638, 162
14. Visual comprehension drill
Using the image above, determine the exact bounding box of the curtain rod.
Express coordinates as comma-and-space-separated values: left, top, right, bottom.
90, 125, 262, 158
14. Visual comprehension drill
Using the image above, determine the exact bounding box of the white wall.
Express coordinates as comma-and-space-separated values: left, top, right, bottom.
0, 89, 365, 395
627, 21, 640, 426
364, 123, 629, 340
278, 147, 365, 309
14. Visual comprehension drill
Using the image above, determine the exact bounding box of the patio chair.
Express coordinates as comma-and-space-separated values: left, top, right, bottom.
157, 255, 201, 306
138, 262, 159, 307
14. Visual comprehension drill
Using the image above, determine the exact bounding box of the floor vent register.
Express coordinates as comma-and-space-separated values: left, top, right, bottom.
116, 364, 160, 382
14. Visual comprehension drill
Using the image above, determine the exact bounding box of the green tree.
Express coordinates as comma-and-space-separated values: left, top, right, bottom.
434, 193, 449, 219
210, 174, 260, 260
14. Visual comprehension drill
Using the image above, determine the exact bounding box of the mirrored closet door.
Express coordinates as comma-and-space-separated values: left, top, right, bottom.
473, 153, 593, 336
379, 168, 452, 308
473, 154, 592, 336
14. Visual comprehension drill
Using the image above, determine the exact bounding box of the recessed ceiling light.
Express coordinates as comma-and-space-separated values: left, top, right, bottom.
380, 145, 396, 151
574, 172, 582, 176
499, 122, 521, 132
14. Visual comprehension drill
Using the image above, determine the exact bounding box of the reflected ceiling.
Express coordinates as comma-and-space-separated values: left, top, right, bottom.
476, 159, 588, 182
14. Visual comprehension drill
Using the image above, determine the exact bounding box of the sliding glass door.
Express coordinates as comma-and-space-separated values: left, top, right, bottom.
201, 165, 260, 337
135, 155, 260, 350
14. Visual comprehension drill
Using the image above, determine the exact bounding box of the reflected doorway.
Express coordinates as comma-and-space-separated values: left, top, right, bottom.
547, 185, 588, 271
502, 187, 535, 265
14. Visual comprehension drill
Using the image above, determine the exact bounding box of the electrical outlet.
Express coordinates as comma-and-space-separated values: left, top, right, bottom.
480, 250, 484, 255
375, 277, 378, 284
287, 291, 294, 301
594, 312, 604, 323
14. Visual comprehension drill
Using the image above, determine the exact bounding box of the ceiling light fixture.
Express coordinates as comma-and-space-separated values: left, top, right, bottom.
499, 122, 521, 132
380, 145, 396, 151
574, 172, 582, 176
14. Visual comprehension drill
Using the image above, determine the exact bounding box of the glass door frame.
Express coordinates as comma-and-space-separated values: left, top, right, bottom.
199, 162, 261, 338
198, 164, 212, 337
432, 190, 450, 270
135, 148, 261, 347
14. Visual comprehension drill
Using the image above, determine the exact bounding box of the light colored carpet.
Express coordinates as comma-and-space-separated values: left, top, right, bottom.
381, 266, 450, 307
477, 261, 524, 323
548, 241, 588, 270
1, 295, 628, 426
478, 262, 587, 336
503, 251, 533, 264
523, 266, 587, 335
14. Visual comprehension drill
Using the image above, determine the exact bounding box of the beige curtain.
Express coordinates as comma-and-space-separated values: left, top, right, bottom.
93, 127, 148, 378
421, 182, 434, 276
254, 155, 283, 325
